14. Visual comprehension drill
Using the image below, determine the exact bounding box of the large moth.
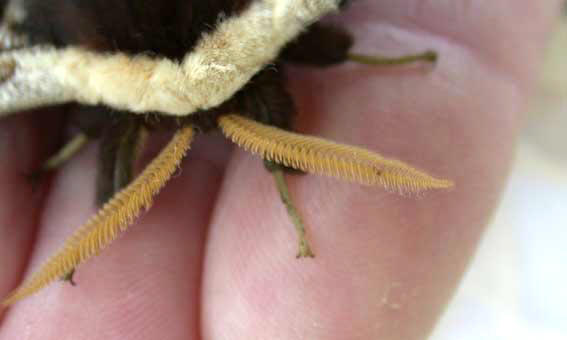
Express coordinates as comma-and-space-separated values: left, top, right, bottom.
0, 0, 452, 306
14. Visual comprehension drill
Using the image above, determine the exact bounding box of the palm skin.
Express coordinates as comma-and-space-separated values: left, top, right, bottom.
0, 0, 561, 339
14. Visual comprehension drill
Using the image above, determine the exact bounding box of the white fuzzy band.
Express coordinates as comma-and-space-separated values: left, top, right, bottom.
0, 0, 339, 116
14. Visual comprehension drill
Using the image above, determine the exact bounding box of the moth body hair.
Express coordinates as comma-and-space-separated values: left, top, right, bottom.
0, 0, 341, 115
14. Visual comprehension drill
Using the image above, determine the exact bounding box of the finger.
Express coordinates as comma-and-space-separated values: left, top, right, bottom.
0, 133, 231, 340
0, 111, 61, 322
201, 1, 561, 339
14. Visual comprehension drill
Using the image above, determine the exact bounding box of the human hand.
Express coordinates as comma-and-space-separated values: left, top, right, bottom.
0, 0, 561, 339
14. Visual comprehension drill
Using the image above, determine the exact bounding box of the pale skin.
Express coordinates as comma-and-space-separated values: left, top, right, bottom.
0, 0, 561, 339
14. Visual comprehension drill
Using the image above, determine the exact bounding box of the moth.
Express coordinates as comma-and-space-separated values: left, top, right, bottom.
0, 0, 452, 306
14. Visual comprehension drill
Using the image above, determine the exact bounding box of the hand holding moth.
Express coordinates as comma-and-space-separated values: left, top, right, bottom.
0, 0, 451, 306
0, 0, 560, 339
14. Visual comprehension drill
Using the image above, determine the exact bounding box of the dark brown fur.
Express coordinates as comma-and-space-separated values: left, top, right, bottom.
18, 0, 252, 57
282, 23, 353, 66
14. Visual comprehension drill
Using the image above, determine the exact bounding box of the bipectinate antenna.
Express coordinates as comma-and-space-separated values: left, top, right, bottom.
3, 126, 195, 305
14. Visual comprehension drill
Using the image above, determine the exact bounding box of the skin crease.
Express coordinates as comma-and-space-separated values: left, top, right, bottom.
0, 0, 561, 339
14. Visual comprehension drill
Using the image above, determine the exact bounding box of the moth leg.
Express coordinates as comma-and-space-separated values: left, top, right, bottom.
61, 268, 76, 286
284, 23, 437, 67
96, 118, 143, 206
268, 162, 315, 258
26, 132, 89, 190
28, 104, 115, 187
41, 133, 89, 172
348, 50, 438, 66
236, 68, 314, 257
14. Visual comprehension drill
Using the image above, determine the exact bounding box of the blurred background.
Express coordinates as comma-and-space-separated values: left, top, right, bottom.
431, 6, 567, 340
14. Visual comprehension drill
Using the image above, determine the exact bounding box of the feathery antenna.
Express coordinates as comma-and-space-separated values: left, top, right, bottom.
219, 114, 453, 193
2, 126, 195, 306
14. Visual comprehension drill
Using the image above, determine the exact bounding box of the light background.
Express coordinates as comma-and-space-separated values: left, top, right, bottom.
431, 13, 567, 340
